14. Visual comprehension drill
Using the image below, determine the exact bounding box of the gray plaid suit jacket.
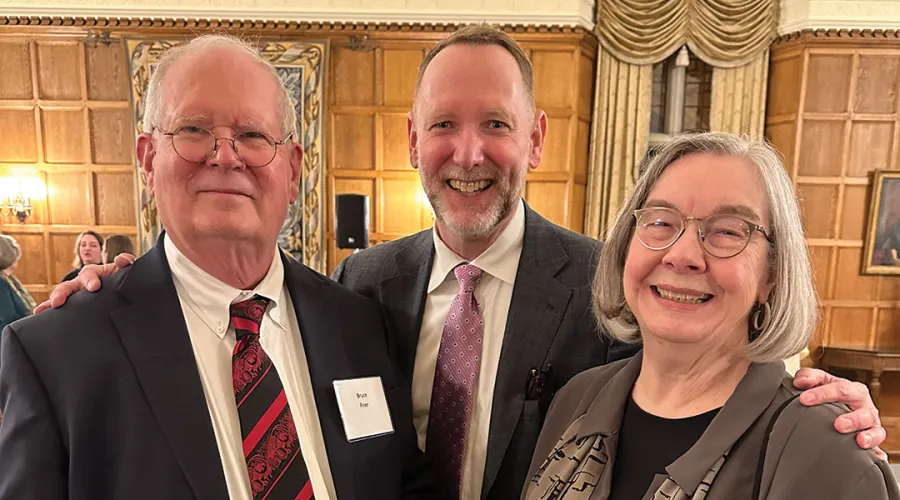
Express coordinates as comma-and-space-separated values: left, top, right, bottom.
332, 202, 637, 499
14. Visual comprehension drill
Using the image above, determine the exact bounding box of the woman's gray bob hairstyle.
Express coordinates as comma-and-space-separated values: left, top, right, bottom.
592, 132, 818, 363
142, 34, 298, 141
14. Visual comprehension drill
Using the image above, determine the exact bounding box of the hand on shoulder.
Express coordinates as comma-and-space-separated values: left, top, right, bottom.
33, 254, 135, 314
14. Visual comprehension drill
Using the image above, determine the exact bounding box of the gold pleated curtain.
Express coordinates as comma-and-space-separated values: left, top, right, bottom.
709, 50, 770, 138
585, 50, 653, 239
584, 0, 777, 238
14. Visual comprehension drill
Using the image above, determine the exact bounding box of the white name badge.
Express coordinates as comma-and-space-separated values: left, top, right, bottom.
333, 376, 395, 442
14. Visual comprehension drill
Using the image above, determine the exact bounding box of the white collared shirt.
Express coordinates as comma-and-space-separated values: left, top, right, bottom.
412, 198, 526, 500
164, 235, 336, 500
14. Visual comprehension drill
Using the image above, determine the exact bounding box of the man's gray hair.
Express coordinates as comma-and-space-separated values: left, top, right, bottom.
592, 131, 818, 363
0, 234, 21, 271
142, 34, 298, 140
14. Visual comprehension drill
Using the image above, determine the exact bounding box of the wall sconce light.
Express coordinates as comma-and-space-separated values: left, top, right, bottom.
0, 176, 44, 224
1, 191, 31, 223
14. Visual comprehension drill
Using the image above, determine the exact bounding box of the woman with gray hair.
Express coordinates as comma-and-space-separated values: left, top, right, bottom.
0, 234, 33, 329
522, 132, 899, 499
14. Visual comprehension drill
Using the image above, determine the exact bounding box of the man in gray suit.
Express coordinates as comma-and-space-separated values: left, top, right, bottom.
330, 24, 617, 500
40, 23, 888, 500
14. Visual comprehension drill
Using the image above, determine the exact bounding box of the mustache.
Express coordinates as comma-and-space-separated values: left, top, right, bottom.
436, 165, 502, 182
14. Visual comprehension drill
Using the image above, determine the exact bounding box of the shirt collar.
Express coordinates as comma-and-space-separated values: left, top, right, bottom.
427, 198, 526, 293
164, 234, 286, 338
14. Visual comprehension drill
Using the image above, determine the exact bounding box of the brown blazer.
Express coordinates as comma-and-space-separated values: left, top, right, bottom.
522, 351, 900, 500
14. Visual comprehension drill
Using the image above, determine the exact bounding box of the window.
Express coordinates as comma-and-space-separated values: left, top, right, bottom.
649, 46, 713, 146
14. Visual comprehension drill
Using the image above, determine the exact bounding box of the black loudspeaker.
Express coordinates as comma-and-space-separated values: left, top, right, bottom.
335, 194, 370, 249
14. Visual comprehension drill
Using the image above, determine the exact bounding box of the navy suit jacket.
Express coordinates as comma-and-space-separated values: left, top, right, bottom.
0, 238, 441, 499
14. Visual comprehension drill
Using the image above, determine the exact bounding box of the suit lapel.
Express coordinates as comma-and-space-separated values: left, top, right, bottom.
481, 206, 571, 496
281, 255, 363, 498
111, 241, 228, 500
376, 232, 434, 378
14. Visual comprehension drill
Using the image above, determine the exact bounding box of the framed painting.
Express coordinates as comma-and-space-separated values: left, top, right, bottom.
124, 37, 327, 273
862, 170, 900, 275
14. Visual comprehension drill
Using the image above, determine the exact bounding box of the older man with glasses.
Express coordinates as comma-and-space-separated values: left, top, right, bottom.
0, 34, 441, 500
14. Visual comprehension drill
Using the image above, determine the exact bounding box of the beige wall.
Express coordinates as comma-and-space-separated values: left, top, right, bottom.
0, 0, 595, 27
779, 0, 900, 34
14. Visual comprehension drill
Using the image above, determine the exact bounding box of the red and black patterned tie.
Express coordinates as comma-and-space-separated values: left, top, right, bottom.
231, 295, 313, 500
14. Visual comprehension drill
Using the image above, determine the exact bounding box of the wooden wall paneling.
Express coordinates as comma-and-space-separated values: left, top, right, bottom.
877, 308, 900, 349
381, 113, 412, 171
577, 51, 596, 122
803, 52, 853, 114
532, 49, 575, 109
797, 120, 846, 177
0, 40, 32, 99
833, 247, 879, 301
0, 35, 138, 302
0, 107, 39, 162
829, 307, 876, 348
47, 172, 91, 225
766, 52, 803, 119
35, 41, 83, 101
847, 121, 895, 177
569, 183, 586, 231
50, 233, 77, 282
381, 47, 422, 107
769, 34, 900, 456
854, 54, 900, 115
797, 184, 839, 238
525, 181, 568, 226
840, 184, 869, 241
381, 176, 426, 235
331, 45, 376, 106
0, 21, 598, 278
89, 107, 134, 165
85, 42, 130, 101
574, 118, 590, 185
95, 172, 137, 226
41, 108, 86, 164
542, 115, 572, 173
332, 114, 375, 170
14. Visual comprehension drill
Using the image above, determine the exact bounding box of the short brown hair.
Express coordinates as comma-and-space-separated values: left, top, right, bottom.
414, 23, 535, 111
103, 234, 135, 263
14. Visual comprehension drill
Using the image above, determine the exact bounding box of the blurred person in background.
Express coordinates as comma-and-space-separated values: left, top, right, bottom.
0, 235, 33, 328
61, 230, 103, 282
103, 234, 135, 264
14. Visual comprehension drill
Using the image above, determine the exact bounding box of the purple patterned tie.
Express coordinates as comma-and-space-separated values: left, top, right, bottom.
427, 264, 485, 499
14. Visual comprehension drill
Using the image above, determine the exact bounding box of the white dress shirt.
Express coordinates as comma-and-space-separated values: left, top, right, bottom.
164, 235, 336, 500
413, 198, 526, 500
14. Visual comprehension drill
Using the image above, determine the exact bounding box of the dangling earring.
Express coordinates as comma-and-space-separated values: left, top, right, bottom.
749, 301, 771, 342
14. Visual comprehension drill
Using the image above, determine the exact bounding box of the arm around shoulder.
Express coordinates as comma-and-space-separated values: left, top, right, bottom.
765, 400, 900, 499
330, 252, 355, 283
0, 325, 67, 498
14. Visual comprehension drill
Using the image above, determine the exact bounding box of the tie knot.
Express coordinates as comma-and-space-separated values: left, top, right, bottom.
454, 264, 482, 294
230, 295, 271, 338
